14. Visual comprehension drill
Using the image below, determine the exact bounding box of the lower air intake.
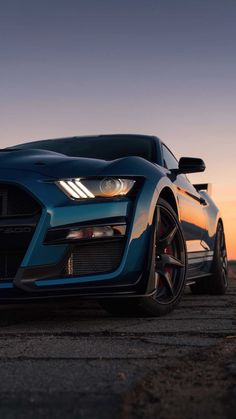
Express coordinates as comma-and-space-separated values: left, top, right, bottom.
64, 240, 124, 276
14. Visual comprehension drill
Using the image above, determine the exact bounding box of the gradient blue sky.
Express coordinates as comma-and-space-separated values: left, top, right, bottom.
0, 0, 235, 256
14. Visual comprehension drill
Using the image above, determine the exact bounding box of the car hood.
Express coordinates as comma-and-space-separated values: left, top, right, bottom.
0, 148, 110, 178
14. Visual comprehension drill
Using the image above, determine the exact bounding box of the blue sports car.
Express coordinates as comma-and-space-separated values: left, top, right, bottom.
0, 134, 228, 316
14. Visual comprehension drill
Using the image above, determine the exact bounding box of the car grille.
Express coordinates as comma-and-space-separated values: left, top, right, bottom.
0, 251, 26, 280
0, 183, 41, 218
63, 239, 125, 277
0, 184, 41, 280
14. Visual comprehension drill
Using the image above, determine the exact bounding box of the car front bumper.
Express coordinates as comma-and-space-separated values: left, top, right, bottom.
0, 168, 158, 300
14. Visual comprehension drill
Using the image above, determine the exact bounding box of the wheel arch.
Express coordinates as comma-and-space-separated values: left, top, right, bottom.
158, 186, 179, 219
215, 217, 227, 252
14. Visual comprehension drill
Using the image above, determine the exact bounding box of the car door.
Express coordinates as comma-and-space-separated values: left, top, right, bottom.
162, 144, 208, 270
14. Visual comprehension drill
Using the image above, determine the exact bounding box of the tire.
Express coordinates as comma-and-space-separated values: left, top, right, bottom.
100, 198, 187, 317
190, 222, 228, 295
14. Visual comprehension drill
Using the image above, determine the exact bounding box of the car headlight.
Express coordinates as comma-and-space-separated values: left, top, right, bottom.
56, 178, 136, 199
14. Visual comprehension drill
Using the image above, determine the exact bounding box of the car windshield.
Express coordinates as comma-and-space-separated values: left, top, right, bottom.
7, 135, 155, 162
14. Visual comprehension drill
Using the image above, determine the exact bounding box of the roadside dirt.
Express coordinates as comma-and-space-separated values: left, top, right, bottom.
122, 340, 236, 419
0, 265, 235, 419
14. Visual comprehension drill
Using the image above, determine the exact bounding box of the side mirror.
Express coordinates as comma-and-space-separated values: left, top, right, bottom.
178, 157, 206, 174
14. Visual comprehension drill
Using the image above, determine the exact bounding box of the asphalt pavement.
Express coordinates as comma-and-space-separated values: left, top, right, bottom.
0, 269, 235, 419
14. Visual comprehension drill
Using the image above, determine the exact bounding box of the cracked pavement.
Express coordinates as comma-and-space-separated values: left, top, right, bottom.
0, 266, 235, 419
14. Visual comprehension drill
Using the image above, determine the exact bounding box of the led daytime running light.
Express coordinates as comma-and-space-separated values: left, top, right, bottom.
57, 178, 135, 199
58, 180, 95, 199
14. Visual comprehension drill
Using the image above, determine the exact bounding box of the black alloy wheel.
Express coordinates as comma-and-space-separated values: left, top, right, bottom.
217, 224, 228, 291
100, 198, 187, 317
154, 198, 187, 305
135, 197, 187, 316
191, 222, 228, 295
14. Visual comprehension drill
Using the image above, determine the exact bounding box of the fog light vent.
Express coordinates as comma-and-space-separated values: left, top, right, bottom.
63, 239, 125, 276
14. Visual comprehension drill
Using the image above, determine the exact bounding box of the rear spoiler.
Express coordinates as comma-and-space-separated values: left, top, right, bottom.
194, 183, 212, 196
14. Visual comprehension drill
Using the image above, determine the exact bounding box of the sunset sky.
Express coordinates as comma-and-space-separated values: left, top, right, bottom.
0, 0, 235, 259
